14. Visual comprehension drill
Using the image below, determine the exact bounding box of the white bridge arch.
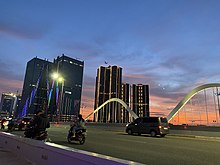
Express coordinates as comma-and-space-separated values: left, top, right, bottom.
167, 83, 220, 122
85, 98, 139, 121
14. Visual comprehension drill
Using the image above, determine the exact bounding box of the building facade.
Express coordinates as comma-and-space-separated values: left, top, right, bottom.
94, 64, 150, 123
0, 92, 21, 117
20, 57, 53, 116
94, 65, 122, 122
54, 55, 84, 120
132, 84, 149, 117
121, 83, 130, 123
20, 55, 84, 120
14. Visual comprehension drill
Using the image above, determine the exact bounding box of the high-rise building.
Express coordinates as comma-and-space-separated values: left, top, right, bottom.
94, 65, 150, 122
20, 57, 53, 116
121, 83, 130, 123
54, 55, 84, 119
20, 55, 84, 120
132, 84, 149, 117
94, 65, 122, 122
0, 92, 21, 117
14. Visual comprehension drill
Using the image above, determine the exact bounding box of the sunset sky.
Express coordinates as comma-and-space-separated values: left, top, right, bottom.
1, 0, 220, 119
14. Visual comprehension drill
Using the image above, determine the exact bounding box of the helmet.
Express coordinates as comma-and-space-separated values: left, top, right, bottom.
78, 114, 82, 119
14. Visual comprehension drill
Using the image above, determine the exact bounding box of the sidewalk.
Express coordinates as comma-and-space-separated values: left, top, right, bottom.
0, 146, 33, 165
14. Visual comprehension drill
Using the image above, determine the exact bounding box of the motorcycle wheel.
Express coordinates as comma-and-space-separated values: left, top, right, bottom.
67, 137, 72, 143
79, 137, 85, 145
37, 135, 47, 141
8, 126, 15, 132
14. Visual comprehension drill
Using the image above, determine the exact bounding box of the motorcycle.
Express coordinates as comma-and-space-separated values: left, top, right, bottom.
67, 127, 86, 145
24, 126, 48, 141
7, 122, 15, 132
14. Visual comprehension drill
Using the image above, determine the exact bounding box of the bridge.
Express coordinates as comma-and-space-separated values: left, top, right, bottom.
85, 83, 220, 126
2, 84, 220, 165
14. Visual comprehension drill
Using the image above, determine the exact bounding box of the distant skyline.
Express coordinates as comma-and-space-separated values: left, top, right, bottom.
1, 0, 220, 118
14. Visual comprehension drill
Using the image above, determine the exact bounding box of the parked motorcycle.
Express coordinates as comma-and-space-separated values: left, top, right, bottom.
67, 127, 86, 145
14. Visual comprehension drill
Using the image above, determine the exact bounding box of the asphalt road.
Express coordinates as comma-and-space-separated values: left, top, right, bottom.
9, 123, 220, 165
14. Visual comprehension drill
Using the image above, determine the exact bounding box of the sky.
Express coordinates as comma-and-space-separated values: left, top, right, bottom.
1, 0, 220, 118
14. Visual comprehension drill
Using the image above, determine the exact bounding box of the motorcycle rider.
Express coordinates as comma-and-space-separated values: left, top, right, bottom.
70, 114, 86, 137
27, 110, 50, 138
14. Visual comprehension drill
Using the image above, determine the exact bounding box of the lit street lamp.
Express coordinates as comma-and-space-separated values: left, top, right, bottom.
52, 72, 59, 79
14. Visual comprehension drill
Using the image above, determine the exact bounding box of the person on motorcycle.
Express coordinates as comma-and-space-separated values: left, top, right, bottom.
70, 114, 86, 137
29, 110, 50, 137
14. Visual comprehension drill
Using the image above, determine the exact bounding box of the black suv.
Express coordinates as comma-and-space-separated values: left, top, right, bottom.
126, 117, 169, 137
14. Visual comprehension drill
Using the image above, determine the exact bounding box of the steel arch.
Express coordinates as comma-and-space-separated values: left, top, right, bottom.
167, 83, 220, 122
85, 98, 139, 121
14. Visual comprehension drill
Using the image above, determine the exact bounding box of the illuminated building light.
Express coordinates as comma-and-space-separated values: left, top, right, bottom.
65, 91, 72, 94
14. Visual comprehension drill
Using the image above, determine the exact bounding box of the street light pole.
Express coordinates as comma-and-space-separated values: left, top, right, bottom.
55, 57, 63, 122
51, 72, 64, 122
58, 77, 64, 122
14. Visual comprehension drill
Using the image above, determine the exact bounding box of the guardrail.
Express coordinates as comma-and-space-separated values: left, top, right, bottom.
0, 132, 142, 165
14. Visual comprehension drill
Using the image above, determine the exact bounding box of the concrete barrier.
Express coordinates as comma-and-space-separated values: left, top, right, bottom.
0, 132, 142, 165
